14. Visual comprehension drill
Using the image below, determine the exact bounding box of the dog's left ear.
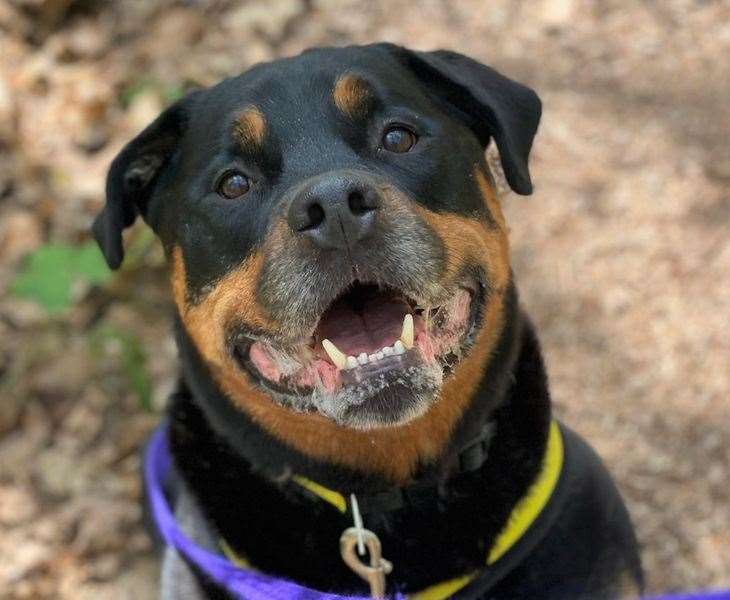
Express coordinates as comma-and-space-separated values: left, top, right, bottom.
393, 47, 541, 195
92, 90, 201, 269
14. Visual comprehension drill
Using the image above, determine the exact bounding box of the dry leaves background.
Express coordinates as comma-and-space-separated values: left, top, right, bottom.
0, 1, 728, 598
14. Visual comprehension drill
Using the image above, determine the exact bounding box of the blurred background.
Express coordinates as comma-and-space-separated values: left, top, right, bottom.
0, 0, 728, 598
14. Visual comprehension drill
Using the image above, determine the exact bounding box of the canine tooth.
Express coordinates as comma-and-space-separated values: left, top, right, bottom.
393, 340, 406, 355
401, 314, 414, 349
375, 351, 384, 361
357, 353, 369, 365
382, 346, 394, 357
346, 356, 358, 370
322, 339, 348, 369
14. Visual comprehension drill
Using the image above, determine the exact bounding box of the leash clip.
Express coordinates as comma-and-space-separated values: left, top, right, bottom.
340, 494, 392, 598
340, 527, 393, 598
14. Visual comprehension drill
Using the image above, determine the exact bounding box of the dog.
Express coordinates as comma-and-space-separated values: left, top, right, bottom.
93, 43, 643, 599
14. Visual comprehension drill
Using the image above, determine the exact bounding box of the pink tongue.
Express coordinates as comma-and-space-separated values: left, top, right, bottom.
316, 295, 409, 356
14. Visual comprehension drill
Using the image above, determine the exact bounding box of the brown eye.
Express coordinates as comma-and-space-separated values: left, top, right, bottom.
218, 172, 250, 199
382, 126, 417, 153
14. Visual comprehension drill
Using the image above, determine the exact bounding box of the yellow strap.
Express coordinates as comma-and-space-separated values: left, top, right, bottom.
410, 420, 564, 599
292, 475, 348, 513
487, 420, 564, 565
409, 573, 476, 600
223, 421, 564, 600
220, 538, 251, 568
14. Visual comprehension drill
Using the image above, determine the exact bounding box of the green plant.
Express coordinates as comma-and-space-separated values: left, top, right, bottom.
10, 242, 112, 314
120, 77, 185, 108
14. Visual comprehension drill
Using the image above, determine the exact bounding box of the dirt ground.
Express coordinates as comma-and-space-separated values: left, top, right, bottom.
0, 1, 728, 598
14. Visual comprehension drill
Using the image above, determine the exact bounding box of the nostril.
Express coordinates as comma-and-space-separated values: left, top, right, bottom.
348, 190, 372, 216
301, 202, 325, 231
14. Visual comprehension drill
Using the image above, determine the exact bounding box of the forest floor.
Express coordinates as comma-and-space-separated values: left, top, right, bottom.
0, 1, 728, 598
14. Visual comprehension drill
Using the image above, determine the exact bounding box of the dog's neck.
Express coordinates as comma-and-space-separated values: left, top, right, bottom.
167, 286, 554, 592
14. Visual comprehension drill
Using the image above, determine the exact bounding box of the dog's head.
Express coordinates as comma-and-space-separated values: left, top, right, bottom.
94, 44, 540, 479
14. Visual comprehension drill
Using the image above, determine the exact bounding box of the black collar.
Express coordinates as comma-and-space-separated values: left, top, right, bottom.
288, 420, 496, 516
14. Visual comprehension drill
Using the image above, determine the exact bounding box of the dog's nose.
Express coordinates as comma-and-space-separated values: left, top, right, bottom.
287, 174, 380, 249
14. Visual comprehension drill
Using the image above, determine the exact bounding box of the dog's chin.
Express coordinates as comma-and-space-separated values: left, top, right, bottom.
318, 358, 444, 429
229, 280, 483, 430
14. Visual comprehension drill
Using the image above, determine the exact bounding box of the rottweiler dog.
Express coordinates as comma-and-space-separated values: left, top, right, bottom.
93, 43, 643, 599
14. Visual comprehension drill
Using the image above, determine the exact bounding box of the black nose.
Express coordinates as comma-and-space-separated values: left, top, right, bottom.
287, 173, 381, 249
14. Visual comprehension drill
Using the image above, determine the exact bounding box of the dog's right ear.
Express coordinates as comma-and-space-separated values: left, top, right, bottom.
92, 91, 201, 269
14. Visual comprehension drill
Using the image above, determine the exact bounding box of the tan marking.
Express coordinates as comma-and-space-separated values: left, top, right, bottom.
171, 247, 274, 363
333, 73, 371, 118
233, 106, 266, 150
475, 166, 508, 232
171, 221, 508, 483
415, 206, 510, 295
170, 178, 511, 482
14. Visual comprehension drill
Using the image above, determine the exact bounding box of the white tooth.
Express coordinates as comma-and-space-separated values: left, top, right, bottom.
375, 351, 384, 360
369, 353, 379, 362
393, 340, 406, 355
322, 339, 348, 370
401, 314, 414, 349
382, 346, 394, 357
357, 353, 369, 365
346, 356, 358, 370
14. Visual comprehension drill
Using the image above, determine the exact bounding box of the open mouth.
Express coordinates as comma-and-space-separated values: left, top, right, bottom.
231, 280, 483, 426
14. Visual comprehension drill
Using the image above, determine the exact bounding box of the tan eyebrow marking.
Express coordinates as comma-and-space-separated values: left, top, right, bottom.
333, 73, 373, 119
233, 106, 267, 150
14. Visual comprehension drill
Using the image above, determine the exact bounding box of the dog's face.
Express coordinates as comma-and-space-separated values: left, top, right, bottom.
94, 44, 540, 474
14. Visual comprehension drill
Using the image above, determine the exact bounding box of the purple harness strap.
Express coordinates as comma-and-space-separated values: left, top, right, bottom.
145, 422, 730, 600
144, 423, 405, 600
649, 594, 730, 600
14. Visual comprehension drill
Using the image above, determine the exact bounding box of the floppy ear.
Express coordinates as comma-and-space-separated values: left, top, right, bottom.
92, 91, 200, 269
394, 48, 541, 195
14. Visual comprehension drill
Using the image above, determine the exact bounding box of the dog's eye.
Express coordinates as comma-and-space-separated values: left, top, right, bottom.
382, 126, 417, 153
217, 172, 250, 199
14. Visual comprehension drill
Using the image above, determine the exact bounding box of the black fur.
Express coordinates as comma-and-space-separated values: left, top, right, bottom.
94, 43, 642, 598
92, 44, 540, 278
394, 48, 541, 195
92, 92, 201, 269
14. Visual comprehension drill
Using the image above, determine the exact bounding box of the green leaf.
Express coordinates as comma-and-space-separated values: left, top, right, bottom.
120, 78, 184, 108
163, 84, 185, 104
72, 242, 114, 285
119, 78, 156, 108
10, 242, 112, 314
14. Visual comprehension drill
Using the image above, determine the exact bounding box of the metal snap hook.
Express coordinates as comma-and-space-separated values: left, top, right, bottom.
340, 527, 393, 598
340, 494, 393, 598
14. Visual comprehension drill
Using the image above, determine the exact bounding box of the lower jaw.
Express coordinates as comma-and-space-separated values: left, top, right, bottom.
314, 350, 445, 428
235, 338, 466, 429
